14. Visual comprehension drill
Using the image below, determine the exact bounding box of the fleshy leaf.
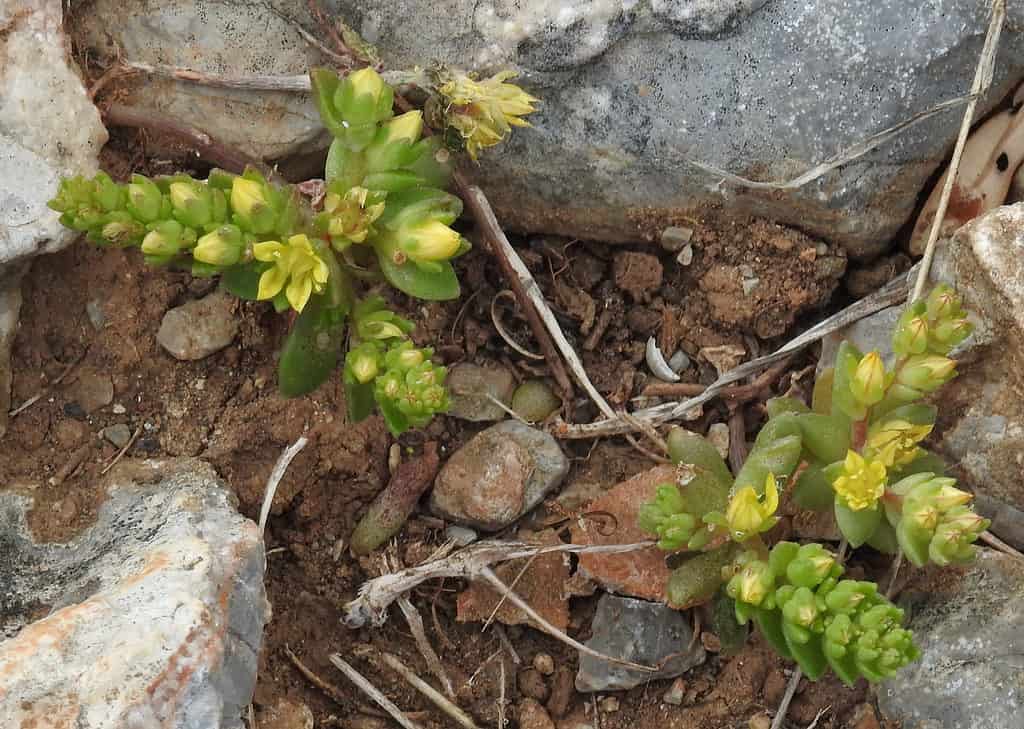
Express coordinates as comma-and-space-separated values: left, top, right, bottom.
666, 544, 739, 609
666, 427, 733, 485
835, 499, 882, 548
792, 464, 836, 511
221, 263, 265, 300
278, 294, 347, 397
376, 244, 460, 300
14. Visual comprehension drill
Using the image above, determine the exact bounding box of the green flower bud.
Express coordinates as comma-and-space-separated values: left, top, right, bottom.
346, 342, 382, 384
127, 174, 164, 223
140, 220, 186, 258
230, 176, 277, 234
169, 180, 214, 228
895, 354, 957, 393
781, 586, 819, 628
727, 559, 775, 606
824, 580, 875, 615
100, 213, 144, 247
786, 544, 838, 589
850, 351, 886, 406
924, 284, 964, 322
192, 224, 246, 266
892, 307, 930, 356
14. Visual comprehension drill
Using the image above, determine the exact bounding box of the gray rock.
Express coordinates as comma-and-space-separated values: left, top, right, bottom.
1, 0, 106, 436
446, 363, 516, 422
430, 420, 569, 531
1, 0, 106, 266
576, 594, 705, 692
878, 551, 1024, 729
72, 0, 328, 162
819, 204, 1024, 513
101, 423, 133, 449
0, 458, 268, 729
70, 1, 1024, 256
157, 291, 239, 361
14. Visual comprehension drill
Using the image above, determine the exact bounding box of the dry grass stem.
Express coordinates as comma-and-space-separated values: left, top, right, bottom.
329, 653, 425, 729
381, 652, 481, 729
259, 436, 309, 535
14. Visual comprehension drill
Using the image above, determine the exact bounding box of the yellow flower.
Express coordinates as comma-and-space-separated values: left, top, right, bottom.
833, 451, 887, 511
382, 110, 424, 145
725, 473, 779, 540
439, 70, 539, 160
399, 220, 462, 263
867, 420, 933, 467
348, 67, 387, 100
252, 234, 329, 312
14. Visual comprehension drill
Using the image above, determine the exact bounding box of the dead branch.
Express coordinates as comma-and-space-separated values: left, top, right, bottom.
285, 645, 349, 707
330, 653, 425, 729
381, 652, 481, 729
343, 539, 653, 628
556, 271, 910, 439
397, 596, 455, 698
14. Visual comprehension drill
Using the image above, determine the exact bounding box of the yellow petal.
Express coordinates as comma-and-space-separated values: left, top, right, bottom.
763, 475, 779, 515
312, 258, 329, 285
253, 241, 285, 262
286, 275, 313, 312
257, 265, 287, 301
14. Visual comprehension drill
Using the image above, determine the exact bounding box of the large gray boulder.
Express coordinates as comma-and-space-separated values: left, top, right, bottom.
879, 550, 1024, 729
0, 459, 268, 729
74, 0, 1024, 258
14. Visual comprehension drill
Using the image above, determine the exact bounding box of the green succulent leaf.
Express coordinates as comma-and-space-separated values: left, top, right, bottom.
835, 499, 882, 548
832, 342, 867, 420
666, 544, 739, 609
278, 294, 347, 397
711, 590, 749, 657
734, 434, 803, 493
766, 397, 811, 418
376, 243, 460, 300
792, 464, 836, 511
666, 427, 733, 485
795, 413, 852, 464
220, 263, 265, 300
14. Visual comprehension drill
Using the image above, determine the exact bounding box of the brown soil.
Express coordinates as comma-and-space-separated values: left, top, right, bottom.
0, 131, 872, 728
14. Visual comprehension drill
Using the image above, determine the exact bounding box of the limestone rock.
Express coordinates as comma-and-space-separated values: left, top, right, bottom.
0, 458, 268, 729
157, 291, 239, 361
878, 550, 1024, 729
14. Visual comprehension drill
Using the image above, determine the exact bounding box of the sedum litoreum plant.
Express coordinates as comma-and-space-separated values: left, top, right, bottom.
48, 67, 537, 435
639, 285, 987, 685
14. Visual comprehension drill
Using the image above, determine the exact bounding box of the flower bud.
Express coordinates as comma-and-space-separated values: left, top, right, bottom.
127, 174, 164, 223
896, 354, 956, 392
347, 344, 382, 384
193, 224, 246, 266
348, 67, 387, 102
892, 312, 929, 356
140, 220, 186, 257
169, 180, 213, 228
100, 215, 144, 246
850, 351, 886, 406
781, 587, 819, 628
786, 544, 837, 589
931, 484, 973, 511
383, 110, 424, 145
727, 559, 775, 606
925, 284, 962, 322
230, 177, 277, 234
399, 220, 462, 263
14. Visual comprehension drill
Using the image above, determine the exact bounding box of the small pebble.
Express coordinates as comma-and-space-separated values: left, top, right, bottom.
663, 677, 686, 705
706, 423, 730, 460
668, 350, 691, 373
445, 524, 478, 546
742, 276, 760, 295
519, 668, 550, 701
599, 697, 619, 713
156, 291, 238, 361
101, 423, 132, 449
512, 379, 562, 422
660, 226, 693, 252
86, 299, 106, 330
676, 244, 694, 266
701, 632, 722, 653
533, 652, 555, 676
111, 403, 126, 415
748, 713, 771, 729
546, 666, 575, 718
518, 698, 556, 729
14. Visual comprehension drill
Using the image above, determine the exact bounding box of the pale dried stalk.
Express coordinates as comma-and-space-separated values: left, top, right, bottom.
330, 653, 425, 729
911, 0, 1005, 302
397, 596, 455, 697
476, 566, 655, 672
259, 436, 309, 535
558, 273, 910, 438
381, 652, 481, 729
980, 530, 1024, 562
344, 539, 654, 628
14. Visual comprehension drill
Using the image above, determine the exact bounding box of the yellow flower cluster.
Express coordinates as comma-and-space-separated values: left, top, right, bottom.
833, 451, 887, 511
439, 70, 539, 160
253, 234, 329, 312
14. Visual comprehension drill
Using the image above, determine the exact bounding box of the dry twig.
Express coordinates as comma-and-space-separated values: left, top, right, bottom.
557, 272, 910, 439
330, 653, 425, 729
980, 530, 1024, 562
259, 436, 309, 535
344, 538, 654, 628
99, 425, 143, 476
458, 178, 576, 399
397, 596, 455, 697
285, 645, 349, 707
912, 0, 1006, 303
381, 652, 481, 729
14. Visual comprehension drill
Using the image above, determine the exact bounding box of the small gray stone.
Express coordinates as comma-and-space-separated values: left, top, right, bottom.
446, 363, 516, 422
101, 423, 133, 449
576, 594, 705, 692
0, 458, 268, 728
66, 368, 114, 414
878, 551, 1024, 729
430, 421, 569, 531
86, 299, 106, 331
157, 291, 239, 361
